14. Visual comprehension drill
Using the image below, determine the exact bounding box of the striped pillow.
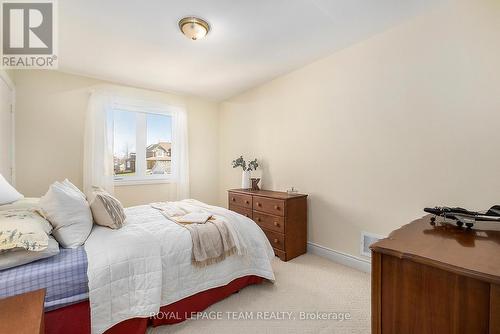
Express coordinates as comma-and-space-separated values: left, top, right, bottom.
89, 188, 126, 229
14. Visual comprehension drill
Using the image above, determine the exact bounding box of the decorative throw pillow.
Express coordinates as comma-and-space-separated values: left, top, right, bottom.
0, 236, 60, 270
0, 209, 52, 252
39, 180, 93, 248
89, 187, 126, 229
0, 173, 23, 205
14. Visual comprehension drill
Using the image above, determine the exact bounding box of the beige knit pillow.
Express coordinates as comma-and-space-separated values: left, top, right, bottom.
89, 188, 126, 229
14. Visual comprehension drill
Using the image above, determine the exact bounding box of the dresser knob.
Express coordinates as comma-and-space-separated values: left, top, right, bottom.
232, 197, 235, 202
273, 222, 279, 227
274, 205, 279, 210
245, 200, 249, 204
245, 214, 249, 217
273, 238, 279, 244
257, 202, 261, 207
257, 218, 261, 222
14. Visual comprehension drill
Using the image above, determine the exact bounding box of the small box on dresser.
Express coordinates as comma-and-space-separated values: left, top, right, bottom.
228, 189, 307, 261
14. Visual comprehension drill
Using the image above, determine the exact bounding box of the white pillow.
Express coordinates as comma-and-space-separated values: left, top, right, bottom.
62, 179, 86, 200
0, 236, 60, 270
39, 180, 93, 248
0, 174, 23, 205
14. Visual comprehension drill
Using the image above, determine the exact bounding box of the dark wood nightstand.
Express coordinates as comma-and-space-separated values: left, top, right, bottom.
228, 189, 308, 261
0, 289, 45, 334
371, 217, 500, 334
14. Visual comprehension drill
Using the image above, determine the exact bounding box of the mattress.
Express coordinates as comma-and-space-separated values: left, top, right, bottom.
0, 246, 89, 310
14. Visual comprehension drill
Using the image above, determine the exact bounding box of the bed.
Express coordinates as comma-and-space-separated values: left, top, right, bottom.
0, 199, 275, 334
0, 246, 89, 311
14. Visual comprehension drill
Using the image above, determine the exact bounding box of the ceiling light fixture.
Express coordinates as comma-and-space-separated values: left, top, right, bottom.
179, 16, 210, 41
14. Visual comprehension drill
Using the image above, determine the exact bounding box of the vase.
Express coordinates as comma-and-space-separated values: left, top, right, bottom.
241, 170, 251, 189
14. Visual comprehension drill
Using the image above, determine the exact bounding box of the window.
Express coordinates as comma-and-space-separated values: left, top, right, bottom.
146, 113, 172, 176
84, 92, 188, 198
113, 110, 136, 176
112, 109, 173, 184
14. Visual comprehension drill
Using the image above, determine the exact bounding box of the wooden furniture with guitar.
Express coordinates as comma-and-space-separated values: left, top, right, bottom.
0, 289, 45, 334
228, 189, 307, 261
371, 216, 500, 334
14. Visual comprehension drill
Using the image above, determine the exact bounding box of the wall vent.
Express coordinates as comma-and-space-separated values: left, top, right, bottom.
360, 232, 384, 257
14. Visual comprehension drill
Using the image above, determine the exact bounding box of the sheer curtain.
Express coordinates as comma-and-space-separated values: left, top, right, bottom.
83, 91, 114, 196
171, 107, 190, 200
83, 91, 190, 200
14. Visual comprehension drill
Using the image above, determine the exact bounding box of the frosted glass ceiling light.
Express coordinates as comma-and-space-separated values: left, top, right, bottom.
179, 17, 210, 40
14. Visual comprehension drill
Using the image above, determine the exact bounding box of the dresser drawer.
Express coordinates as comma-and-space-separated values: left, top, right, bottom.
253, 212, 284, 233
253, 196, 285, 216
273, 248, 286, 261
262, 228, 285, 251
229, 205, 252, 219
228, 193, 252, 209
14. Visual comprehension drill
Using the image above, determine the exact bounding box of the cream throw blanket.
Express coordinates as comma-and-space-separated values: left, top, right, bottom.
151, 201, 245, 266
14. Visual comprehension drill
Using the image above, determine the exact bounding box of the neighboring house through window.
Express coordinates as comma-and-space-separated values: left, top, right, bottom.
112, 109, 173, 184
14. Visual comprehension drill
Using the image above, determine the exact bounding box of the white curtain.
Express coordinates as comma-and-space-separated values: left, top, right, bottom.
83, 92, 114, 196
83, 91, 190, 200
171, 107, 190, 200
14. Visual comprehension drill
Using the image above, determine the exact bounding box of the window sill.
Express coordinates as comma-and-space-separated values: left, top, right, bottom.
114, 177, 173, 187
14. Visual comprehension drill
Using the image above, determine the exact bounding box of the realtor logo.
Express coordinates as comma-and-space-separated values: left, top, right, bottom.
1, 0, 57, 68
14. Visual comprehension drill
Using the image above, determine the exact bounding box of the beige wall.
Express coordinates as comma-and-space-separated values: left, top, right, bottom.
11, 0, 500, 261
12, 70, 219, 207
219, 0, 500, 259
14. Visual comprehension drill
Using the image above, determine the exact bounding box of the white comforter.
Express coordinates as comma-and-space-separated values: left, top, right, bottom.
84, 199, 275, 334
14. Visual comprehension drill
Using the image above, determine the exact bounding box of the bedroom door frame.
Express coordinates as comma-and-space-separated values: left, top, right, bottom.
0, 70, 16, 185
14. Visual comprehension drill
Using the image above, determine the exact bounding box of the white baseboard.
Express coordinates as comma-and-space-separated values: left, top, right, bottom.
307, 242, 371, 273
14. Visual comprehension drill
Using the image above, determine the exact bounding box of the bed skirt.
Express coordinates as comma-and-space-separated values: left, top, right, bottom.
44, 275, 263, 334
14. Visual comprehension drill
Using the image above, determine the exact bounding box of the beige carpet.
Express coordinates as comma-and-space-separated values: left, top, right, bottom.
148, 254, 371, 334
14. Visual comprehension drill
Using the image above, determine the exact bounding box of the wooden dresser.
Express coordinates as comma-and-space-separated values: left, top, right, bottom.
371, 216, 500, 334
228, 189, 307, 261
